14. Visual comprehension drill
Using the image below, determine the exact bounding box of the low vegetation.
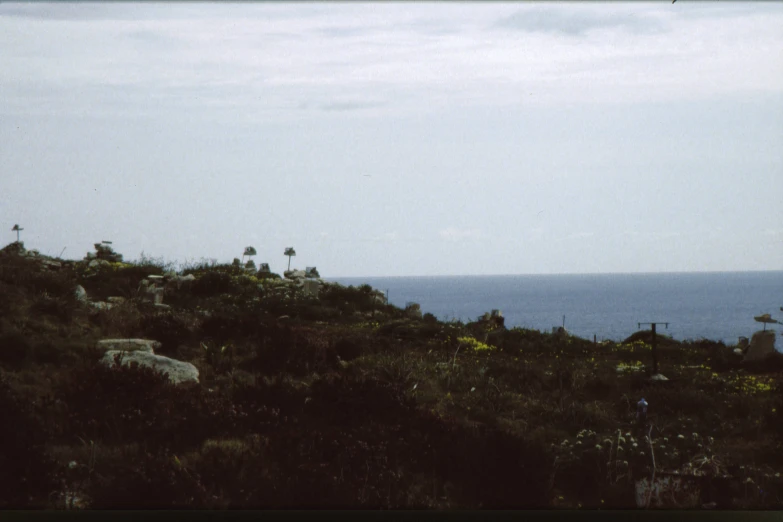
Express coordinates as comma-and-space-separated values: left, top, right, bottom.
0, 243, 781, 509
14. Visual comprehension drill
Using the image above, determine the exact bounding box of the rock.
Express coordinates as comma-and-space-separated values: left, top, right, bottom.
74, 285, 88, 301
106, 296, 126, 304
649, 374, 669, 381
305, 266, 320, 278
733, 348, 744, 356
97, 339, 161, 353
284, 269, 307, 280
147, 275, 164, 281
0, 241, 26, 256
39, 259, 62, 270
92, 242, 123, 262
101, 350, 199, 384
89, 301, 113, 310
302, 279, 320, 297
88, 259, 110, 269
744, 330, 777, 362
405, 302, 422, 320
154, 303, 171, 310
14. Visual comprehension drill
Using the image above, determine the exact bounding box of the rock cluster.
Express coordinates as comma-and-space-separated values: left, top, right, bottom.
405, 302, 422, 320
478, 309, 505, 329
99, 338, 199, 384
86, 242, 123, 263
0, 241, 64, 270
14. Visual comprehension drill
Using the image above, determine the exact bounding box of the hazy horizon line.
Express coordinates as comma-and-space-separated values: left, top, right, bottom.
329, 269, 783, 279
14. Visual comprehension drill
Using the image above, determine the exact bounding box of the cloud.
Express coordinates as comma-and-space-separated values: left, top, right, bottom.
319, 100, 386, 113
1, 3, 782, 121
495, 6, 668, 36
439, 228, 483, 242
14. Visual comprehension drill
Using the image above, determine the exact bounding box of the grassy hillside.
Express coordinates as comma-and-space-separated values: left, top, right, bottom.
1, 243, 781, 509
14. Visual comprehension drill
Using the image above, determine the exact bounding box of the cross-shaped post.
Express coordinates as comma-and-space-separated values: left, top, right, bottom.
637, 322, 669, 375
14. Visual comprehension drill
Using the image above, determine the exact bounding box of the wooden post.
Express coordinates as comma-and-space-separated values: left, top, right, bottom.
651, 323, 658, 374
638, 322, 668, 376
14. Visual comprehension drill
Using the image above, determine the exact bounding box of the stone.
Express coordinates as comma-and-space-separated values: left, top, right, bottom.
39, 259, 62, 270
649, 374, 669, 381
93, 242, 123, 262
305, 266, 320, 278
405, 302, 422, 320
106, 296, 126, 304
97, 339, 161, 353
88, 259, 111, 269
101, 350, 199, 384
284, 269, 307, 280
154, 303, 171, 310
74, 285, 88, 301
303, 279, 320, 297
744, 330, 777, 362
733, 348, 744, 356
0, 241, 26, 256
89, 301, 113, 310
147, 275, 164, 281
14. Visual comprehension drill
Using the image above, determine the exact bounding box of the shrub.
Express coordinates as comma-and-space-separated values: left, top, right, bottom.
0, 377, 64, 508
140, 312, 193, 355
30, 294, 76, 322
0, 329, 32, 367
333, 338, 363, 362
56, 356, 240, 451
87, 449, 207, 509
190, 271, 241, 298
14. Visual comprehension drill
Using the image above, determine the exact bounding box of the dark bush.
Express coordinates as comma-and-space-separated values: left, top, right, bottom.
320, 284, 377, 313
199, 311, 267, 344
30, 294, 76, 322
140, 312, 193, 355
88, 449, 207, 509
80, 264, 162, 301
0, 377, 64, 508
334, 338, 363, 362
32, 340, 75, 365
56, 356, 240, 451
0, 330, 32, 367
190, 271, 240, 298
247, 326, 335, 376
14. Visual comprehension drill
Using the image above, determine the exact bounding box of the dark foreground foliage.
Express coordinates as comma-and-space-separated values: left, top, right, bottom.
1, 247, 781, 509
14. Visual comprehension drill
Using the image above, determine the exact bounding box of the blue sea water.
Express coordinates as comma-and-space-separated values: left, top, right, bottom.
328, 272, 783, 348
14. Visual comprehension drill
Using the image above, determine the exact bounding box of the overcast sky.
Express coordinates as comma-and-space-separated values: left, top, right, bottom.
1, 2, 782, 277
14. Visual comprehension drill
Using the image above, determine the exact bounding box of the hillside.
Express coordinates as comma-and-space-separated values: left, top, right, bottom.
1, 241, 782, 510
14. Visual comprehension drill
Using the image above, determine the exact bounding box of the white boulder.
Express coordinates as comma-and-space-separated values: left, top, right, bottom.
101, 350, 199, 384
97, 339, 161, 353
74, 285, 88, 301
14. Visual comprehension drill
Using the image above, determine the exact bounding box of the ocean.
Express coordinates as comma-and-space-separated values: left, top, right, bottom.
328, 271, 783, 348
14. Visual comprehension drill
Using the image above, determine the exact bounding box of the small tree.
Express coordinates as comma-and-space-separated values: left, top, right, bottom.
284, 247, 296, 271
242, 246, 257, 265
11, 224, 23, 243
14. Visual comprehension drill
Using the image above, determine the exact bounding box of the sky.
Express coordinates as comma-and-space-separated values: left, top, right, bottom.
1, 2, 782, 277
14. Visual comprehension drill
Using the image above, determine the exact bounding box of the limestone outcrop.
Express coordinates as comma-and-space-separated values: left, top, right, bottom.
101, 350, 199, 384
96, 339, 161, 353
